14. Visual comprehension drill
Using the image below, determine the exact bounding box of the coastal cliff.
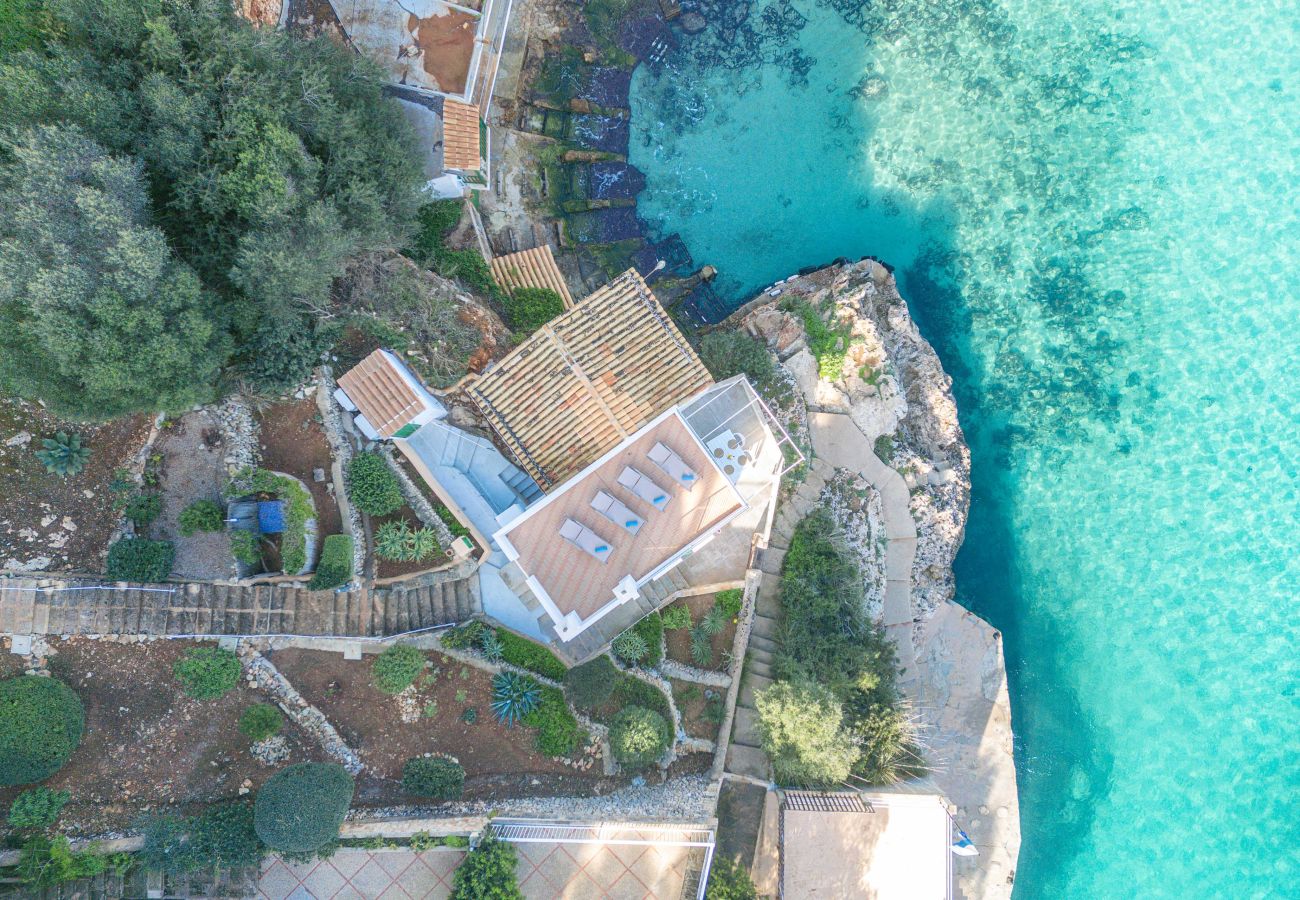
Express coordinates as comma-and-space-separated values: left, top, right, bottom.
723, 259, 1021, 900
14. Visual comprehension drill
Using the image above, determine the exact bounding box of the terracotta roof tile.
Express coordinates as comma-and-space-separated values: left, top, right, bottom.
442, 99, 481, 172
490, 245, 575, 307
337, 349, 427, 438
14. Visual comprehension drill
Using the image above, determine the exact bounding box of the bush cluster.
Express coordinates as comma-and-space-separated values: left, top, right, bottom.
179, 500, 225, 536
372, 644, 425, 694
698, 331, 776, 386
715, 588, 744, 619
347, 453, 404, 517
0, 676, 85, 786
450, 831, 521, 900
504, 287, 564, 333
105, 537, 175, 582
308, 534, 353, 590
173, 647, 241, 700
239, 704, 284, 742
661, 603, 692, 631
608, 705, 671, 770
401, 756, 464, 800
495, 628, 567, 680
254, 763, 355, 853
230, 529, 262, 566
563, 656, 619, 710
704, 856, 759, 900
124, 492, 162, 528
142, 801, 264, 874
8, 787, 70, 829
16, 835, 115, 888
755, 680, 858, 786
522, 687, 586, 758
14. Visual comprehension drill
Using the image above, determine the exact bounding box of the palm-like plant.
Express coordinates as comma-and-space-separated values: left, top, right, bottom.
478, 630, 504, 663
407, 527, 437, 562
690, 626, 715, 667
699, 605, 728, 637
35, 432, 91, 477
612, 631, 649, 665
374, 520, 411, 561
490, 672, 540, 726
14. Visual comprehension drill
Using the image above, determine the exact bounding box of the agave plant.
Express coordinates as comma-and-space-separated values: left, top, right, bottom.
699, 605, 728, 637
407, 527, 438, 562
374, 520, 411, 561
478, 629, 504, 663
490, 672, 540, 726
612, 630, 649, 665
35, 432, 91, 477
690, 626, 715, 667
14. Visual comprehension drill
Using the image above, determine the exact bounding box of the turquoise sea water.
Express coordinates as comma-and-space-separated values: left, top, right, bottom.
629, 1, 1300, 897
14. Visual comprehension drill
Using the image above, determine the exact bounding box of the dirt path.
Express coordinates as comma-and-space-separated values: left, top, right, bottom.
154, 410, 232, 580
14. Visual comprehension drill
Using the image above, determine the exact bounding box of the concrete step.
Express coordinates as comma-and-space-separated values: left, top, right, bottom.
738, 674, 774, 709
748, 633, 778, 656
725, 742, 769, 780
732, 706, 762, 747
756, 547, 786, 576
747, 646, 773, 668
746, 657, 772, 680
751, 613, 779, 641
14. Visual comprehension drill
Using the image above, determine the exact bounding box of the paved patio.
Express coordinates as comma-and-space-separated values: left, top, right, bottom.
256, 841, 701, 899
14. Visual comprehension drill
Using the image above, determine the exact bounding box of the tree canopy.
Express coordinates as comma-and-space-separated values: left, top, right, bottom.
0, 0, 423, 412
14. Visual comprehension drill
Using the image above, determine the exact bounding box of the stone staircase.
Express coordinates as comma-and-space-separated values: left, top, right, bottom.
0, 570, 479, 639
725, 561, 781, 781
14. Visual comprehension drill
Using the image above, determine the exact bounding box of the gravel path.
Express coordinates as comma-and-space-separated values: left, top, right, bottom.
154, 410, 233, 580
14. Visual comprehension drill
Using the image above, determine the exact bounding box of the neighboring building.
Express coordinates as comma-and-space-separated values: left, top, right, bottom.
334, 349, 448, 441
490, 245, 576, 308
778, 791, 955, 900
329, 0, 513, 194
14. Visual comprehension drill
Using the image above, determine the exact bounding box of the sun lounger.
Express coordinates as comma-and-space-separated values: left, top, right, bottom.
617, 466, 670, 510
647, 442, 698, 490
591, 490, 642, 534
560, 518, 613, 563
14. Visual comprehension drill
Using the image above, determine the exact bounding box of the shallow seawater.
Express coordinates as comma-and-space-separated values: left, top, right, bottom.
630, 1, 1300, 897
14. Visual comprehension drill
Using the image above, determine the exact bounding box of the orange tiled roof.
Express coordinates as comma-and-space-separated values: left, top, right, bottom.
442, 99, 481, 172
490, 245, 575, 308
468, 269, 713, 489
337, 350, 428, 438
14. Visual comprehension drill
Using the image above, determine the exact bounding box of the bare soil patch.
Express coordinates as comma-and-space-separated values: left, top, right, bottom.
269, 648, 611, 805
664, 592, 738, 671
254, 399, 343, 562
0, 638, 322, 837
669, 677, 727, 743
0, 397, 153, 573
152, 410, 231, 580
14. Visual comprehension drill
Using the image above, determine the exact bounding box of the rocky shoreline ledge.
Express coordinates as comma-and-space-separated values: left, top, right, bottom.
722, 259, 1021, 900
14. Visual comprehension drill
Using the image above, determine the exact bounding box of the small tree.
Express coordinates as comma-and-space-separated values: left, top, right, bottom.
254, 763, 355, 854
0, 676, 84, 786
173, 647, 241, 700
179, 500, 224, 536
105, 537, 174, 581
9, 787, 71, 829
608, 705, 671, 770
372, 644, 425, 694
563, 655, 619, 710
239, 704, 283, 742
401, 757, 464, 800
450, 831, 522, 900
755, 680, 859, 787
346, 452, 404, 517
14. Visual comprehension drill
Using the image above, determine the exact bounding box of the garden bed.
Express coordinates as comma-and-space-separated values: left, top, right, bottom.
268, 648, 609, 805
0, 638, 323, 837
669, 678, 727, 742
0, 398, 153, 573
254, 399, 342, 552
151, 409, 231, 580
663, 592, 738, 671
371, 507, 447, 579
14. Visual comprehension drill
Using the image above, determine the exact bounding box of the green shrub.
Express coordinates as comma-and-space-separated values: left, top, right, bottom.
141, 802, 264, 874
309, 534, 354, 590
105, 537, 174, 581
755, 680, 857, 787
226, 468, 314, 574
491, 672, 541, 726
179, 500, 225, 536
610, 674, 672, 723
401, 756, 465, 800
407, 201, 465, 262
16, 835, 107, 887
430, 246, 498, 298
505, 287, 564, 333
450, 831, 522, 900
347, 452, 404, 517
230, 529, 262, 566
124, 492, 162, 528
698, 331, 775, 387
478, 630, 505, 663
0, 676, 85, 786
173, 647, 241, 700
611, 630, 649, 666
372, 644, 426, 694
375, 521, 438, 563
8, 787, 70, 829
239, 704, 283, 742
254, 763, 355, 853
563, 655, 619, 710
690, 627, 714, 667
632, 612, 663, 666
434, 502, 471, 538
786, 301, 853, 381
608, 705, 671, 769
705, 856, 759, 900
34, 432, 90, 477
661, 603, 692, 631
715, 588, 744, 618
495, 628, 567, 680
522, 687, 586, 758
699, 606, 728, 637
409, 831, 438, 851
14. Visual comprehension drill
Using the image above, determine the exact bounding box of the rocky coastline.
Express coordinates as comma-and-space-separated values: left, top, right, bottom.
723, 259, 1021, 900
